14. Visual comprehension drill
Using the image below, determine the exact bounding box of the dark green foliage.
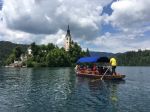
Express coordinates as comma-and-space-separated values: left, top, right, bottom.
25, 42, 85, 67
5, 54, 15, 65
86, 48, 90, 56
13, 46, 23, 60
5, 46, 25, 65
47, 43, 56, 51
0, 41, 28, 65
117, 50, 150, 66
3, 41, 150, 67
31, 42, 39, 57
46, 48, 70, 67
26, 42, 86, 67
68, 42, 86, 65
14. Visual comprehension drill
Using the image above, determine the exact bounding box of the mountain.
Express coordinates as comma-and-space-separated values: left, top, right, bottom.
0, 41, 28, 65
90, 50, 150, 66
0, 41, 150, 66
116, 50, 150, 66
90, 51, 115, 57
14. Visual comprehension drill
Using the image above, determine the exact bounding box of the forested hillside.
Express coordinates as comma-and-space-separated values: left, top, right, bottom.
90, 51, 114, 57
1, 41, 150, 66
5, 42, 89, 67
0, 41, 28, 65
117, 50, 150, 66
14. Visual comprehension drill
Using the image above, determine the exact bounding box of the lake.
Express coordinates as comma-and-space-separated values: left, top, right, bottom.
0, 67, 150, 112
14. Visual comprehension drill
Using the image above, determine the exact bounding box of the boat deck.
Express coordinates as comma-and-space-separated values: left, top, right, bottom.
76, 72, 125, 80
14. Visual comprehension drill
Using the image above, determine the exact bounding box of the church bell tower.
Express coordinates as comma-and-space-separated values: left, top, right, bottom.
65, 25, 72, 51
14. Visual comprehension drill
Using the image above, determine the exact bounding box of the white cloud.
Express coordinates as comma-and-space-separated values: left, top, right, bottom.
108, 0, 150, 33
40, 29, 66, 47
81, 32, 150, 53
0, 0, 150, 53
2, 0, 112, 39
85, 0, 150, 53
0, 21, 32, 43
0, 0, 113, 47
0, 20, 67, 46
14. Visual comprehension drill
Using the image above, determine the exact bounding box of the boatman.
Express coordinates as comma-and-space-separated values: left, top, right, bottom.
110, 57, 117, 75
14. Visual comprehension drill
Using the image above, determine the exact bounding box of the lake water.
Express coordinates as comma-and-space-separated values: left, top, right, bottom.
0, 67, 150, 112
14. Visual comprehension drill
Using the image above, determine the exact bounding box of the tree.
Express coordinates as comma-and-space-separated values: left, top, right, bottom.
47, 43, 55, 51
68, 42, 85, 64
86, 48, 90, 56
5, 41, 90, 67
5, 54, 15, 65
13, 46, 23, 60
46, 48, 70, 67
31, 42, 39, 56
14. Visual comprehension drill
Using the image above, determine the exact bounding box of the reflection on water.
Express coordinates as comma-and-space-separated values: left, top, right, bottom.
0, 67, 150, 112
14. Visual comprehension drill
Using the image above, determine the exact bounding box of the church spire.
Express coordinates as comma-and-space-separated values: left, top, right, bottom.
66, 25, 71, 37
68, 25, 70, 31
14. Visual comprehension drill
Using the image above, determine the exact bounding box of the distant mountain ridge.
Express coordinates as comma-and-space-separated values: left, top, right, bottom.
90, 51, 115, 57
89, 50, 150, 66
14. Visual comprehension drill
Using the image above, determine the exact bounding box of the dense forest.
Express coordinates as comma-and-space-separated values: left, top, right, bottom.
5, 42, 90, 67
116, 50, 150, 66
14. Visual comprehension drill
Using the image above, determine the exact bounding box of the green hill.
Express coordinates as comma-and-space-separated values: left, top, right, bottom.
116, 50, 150, 66
0, 41, 150, 66
0, 41, 28, 66
90, 50, 150, 66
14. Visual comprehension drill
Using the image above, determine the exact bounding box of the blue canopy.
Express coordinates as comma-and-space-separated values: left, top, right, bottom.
76, 56, 109, 63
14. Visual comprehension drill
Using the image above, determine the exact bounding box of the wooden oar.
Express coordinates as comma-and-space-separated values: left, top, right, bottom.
91, 66, 111, 82
101, 66, 111, 80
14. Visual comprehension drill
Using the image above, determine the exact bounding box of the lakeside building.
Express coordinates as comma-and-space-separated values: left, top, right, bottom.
27, 46, 32, 56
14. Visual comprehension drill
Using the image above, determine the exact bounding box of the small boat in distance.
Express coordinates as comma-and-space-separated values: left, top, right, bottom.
75, 56, 125, 80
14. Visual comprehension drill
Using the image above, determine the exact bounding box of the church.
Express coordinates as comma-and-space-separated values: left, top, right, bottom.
64, 25, 73, 51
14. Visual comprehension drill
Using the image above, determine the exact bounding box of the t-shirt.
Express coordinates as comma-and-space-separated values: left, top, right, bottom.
110, 58, 117, 66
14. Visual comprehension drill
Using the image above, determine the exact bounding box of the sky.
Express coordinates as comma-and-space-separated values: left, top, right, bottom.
0, 0, 150, 53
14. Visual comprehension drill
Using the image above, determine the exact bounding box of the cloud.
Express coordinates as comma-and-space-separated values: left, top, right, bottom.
82, 32, 150, 53
0, 0, 150, 53
2, 0, 112, 39
40, 29, 66, 47
0, 21, 67, 47
84, 0, 150, 53
0, 21, 34, 44
108, 0, 150, 33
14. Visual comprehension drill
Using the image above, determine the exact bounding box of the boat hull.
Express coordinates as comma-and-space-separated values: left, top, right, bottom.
76, 73, 125, 80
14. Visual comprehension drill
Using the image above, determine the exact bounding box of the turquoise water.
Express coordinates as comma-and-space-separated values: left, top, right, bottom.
0, 67, 150, 112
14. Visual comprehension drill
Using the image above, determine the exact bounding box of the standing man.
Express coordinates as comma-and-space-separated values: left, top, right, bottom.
110, 57, 117, 75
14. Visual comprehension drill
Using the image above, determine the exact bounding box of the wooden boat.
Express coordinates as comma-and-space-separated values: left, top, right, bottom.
76, 56, 126, 80
76, 71, 125, 80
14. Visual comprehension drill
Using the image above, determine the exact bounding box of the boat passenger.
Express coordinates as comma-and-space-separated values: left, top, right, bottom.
110, 57, 117, 75
98, 66, 104, 75
92, 64, 97, 71
75, 64, 80, 72
83, 66, 87, 70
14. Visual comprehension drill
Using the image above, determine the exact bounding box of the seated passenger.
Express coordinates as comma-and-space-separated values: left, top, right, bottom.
83, 66, 87, 70
98, 66, 103, 75
92, 64, 97, 71
75, 64, 80, 72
